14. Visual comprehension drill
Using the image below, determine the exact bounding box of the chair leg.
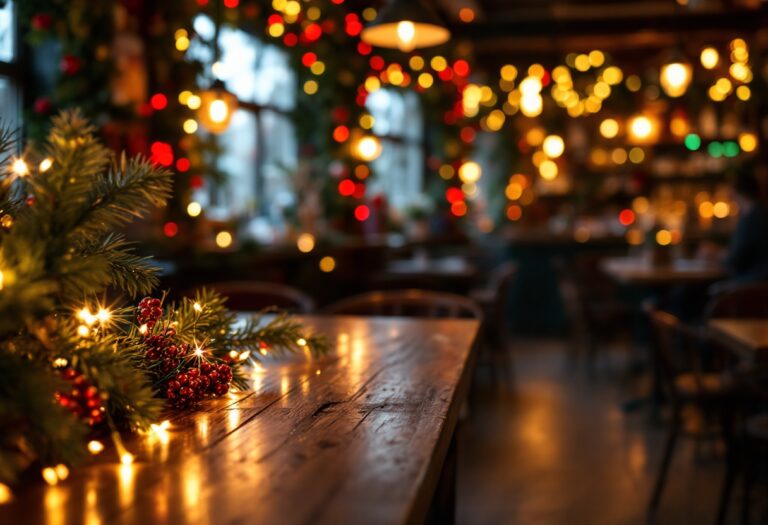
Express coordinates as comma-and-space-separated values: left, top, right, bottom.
715, 450, 737, 525
648, 409, 681, 515
741, 460, 753, 525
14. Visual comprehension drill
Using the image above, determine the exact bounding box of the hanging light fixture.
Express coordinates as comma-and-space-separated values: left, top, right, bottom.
361, 0, 450, 52
198, 1, 237, 134
659, 58, 693, 98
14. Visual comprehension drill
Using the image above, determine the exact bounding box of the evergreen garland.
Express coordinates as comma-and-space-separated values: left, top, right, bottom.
0, 111, 328, 485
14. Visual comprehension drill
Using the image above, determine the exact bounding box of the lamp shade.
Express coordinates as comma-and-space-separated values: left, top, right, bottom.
361, 0, 450, 52
198, 80, 237, 134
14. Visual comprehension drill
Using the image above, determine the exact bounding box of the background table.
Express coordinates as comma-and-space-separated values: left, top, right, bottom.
709, 318, 768, 362
601, 257, 726, 287
1, 315, 480, 525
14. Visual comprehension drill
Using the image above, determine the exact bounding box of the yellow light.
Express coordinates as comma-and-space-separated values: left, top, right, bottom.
304, 80, 318, 95
394, 20, 416, 51
656, 229, 672, 246
539, 160, 558, 180
354, 136, 382, 161
660, 62, 692, 98
284, 0, 301, 16
588, 50, 605, 67
736, 85, 751, 101
417, 72, 434, 89
139, 324, 148, 335
542, 135, 565, 158
54, 464, 69, 481
439, 165, 454, 179
485, 110, 505, 132
297, 233, 316, 253
716, 77, 733, 94
520, 94, 543, 117
709, 85, 726, 102
41, 467, 58, 486
633, 196, 650, 214
574, 54, 590, 71
713, 201, 730, 218
699, 201, 714, 218
362, 7, 377, 21
625, 75, 642, 92
525, 127, 545, 146
409, 56, 424, 70
209, 100, 228, 123
458, 161, 482, 183
183, 119, 198, 134
211, 61, 225, 77
77, 325, 89, 337
193, 302, 202, 313
194, 346, 204, 357
11, 158, 28, 177
670, 115, 690, 137
78, 307, 97, 326
364, 76, 381, 93
430, 56, 447, 71
175, 36, 190, 52
505, 183, 523, 200
88, 440, 104, 455
174, 28, 188, 40
739, 132, 757, 152
628, 115, 656, 144
268, 23, 285, 38
319, 256, 336, 273
611, 148, 628, 164
178, 90, 193, 105
0, 483, 12, 505
626, 229, 644, 246
216, 231, 233, 249
730, 62, 750, 82
519, 76, 542, 95
500, 64, 517, 81
96, 308, 110, 323
0, 270, 3, 291
187, 201, 202, 217
307, 6, 322, 20
600, 118, 619, 139
198, 87, 237, 134
602, 66, 623, 85
700, 47, 720, 69
310, 61, 325, 75
120, 453, 134, 466
629, 147, 645, 164
186, 95, 201, 110
39, 158, 53, 172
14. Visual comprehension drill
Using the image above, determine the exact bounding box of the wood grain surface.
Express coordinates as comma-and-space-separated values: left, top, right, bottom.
0, 315, 480, 525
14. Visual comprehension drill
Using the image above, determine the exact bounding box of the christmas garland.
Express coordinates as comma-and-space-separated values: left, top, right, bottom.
0, 111, 328, 485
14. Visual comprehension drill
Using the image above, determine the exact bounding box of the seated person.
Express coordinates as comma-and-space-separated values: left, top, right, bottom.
724, 171, 768, 284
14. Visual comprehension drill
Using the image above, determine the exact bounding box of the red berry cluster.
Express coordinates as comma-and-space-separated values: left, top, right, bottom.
137, 297, 163, 329
55, 368, 105, 426
145, 327, 191, 373
165, 362, 232, 407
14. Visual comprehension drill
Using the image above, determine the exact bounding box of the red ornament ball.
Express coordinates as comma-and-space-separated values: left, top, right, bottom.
31, 13, 53, 31
60, 55, 82, 76
33, 97, 53, 115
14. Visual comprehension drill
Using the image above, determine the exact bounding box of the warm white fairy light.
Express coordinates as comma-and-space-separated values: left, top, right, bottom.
77, 325, 90, 338
194, 346, 204, 357
0, 482, 12, 504
228, 350, 239, 360
193, 302, 202, 312
296, 338, 307, 347
54, 464, 69, 481
120, 453, 134, 465
41, 467, 58, 486
52, 357, 68, 368
11, 158, 29, 177
39, 158, 53, 172
78, 307, 97, 326
87, 440, 104, 455
238, 350, 250, 361
0, 270, 4, 290
96, 308, 111, 323
150, 423, 170, 444
139, 324, 148, 335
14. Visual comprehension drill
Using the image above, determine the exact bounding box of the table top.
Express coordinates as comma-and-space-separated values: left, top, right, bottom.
708, 318, 768, 361
601, 257, 726, 286
385, 256, 477, 278
2, 315, 481, 525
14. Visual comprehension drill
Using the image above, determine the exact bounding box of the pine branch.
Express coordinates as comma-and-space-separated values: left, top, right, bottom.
84, 234, 161, 298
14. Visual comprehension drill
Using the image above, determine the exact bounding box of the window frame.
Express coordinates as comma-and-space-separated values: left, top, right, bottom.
0, 0, 22, 129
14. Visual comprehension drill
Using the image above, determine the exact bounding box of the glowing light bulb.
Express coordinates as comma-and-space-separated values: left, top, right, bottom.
296, 233, 316, 253
39, 158, 53, 172
0, 270, 4, 290
120, 453, 134, 465
660, 62, 692, 98
542, 135, 565, 158
41, 467, 58, 486
209, 99, 229, 124
700, 47, 719, 69
458, 161, 482, 183
354, 136, 382, 161
216, 231, 233, 248
600, 118, 620, 139
396, 21, 416, 51
88, 440, 104, 455
193, 302, 202, 312
187, 201, 202, 217
11, 158, 28, 177
628, 115, 656, 143
96, 308, 111, 323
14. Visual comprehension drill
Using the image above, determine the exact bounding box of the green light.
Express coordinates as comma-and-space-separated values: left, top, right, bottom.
708, 141, 723, 158
723, 141, 740, 158
684, 133, 701, 151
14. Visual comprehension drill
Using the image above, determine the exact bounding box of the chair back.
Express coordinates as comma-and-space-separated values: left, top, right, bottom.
646, 305, 709, 403
324, 289, 483, 320
705, 282, 768, 319
194, 282, 315, 313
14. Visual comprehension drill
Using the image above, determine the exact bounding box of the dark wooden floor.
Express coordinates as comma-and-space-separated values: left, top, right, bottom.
457, 339, 737, 525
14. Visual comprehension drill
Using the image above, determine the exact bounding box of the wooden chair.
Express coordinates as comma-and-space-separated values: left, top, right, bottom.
470, 262, 519, 342
706, 281, 768, 319
324, 289, 483, 320
192, 281, 316, 313
646, 306, 733, 517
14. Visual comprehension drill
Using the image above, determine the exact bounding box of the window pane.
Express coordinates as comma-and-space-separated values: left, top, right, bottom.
260, 109, 298, 219
0, 0, 14, 63
0, 76, 18, 129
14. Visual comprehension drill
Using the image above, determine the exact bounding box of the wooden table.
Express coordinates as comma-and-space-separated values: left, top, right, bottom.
1, 315, 480, 525
601, 257, 726, 287
708, 318, 768, 362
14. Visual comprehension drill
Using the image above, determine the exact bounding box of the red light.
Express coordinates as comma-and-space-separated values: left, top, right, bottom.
353, 183, 366, 199
304, 23, 322, 41
619, 209, 635, 226
150, 141, 174, 167
332, 125, 350, 143
150, 93, 167, 110
354, 205, 370, 221
338, 179, 355, 196
176, 158, 191, 172
443, 112, 457, 125
302, 52, 317, 67
223, 0, 239, 7
190, 175, 204, 189
267, 14, 283, 25
453, 60, 470, 77
460, 127, 476, 144
445, 187, 464, 203
163, 222, 179, 238
370, 56, 385, 71
283, 33, 298, 46
331, 0, 344, 4
451, 201, 467, 217
197, 0, 208, 5
438, 68, 454, 81
357, 42, 372, 55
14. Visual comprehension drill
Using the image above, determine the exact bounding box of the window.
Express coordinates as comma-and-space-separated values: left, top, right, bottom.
0, 0, 19, 130
365, 88, 424, 210
190, 16, 297, 222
